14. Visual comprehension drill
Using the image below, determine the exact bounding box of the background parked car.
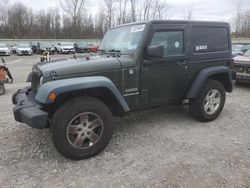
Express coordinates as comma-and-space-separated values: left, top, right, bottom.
87, 44, 99, 53
233, 49, 250, 83
241, 44, 250, 53
37, 42, 56, 55
74, 42, 89, 53
0, 43, 10, 56
56, 42, 75, 54
12, 44, 18, 54
232, 44, 244, 56
31, 44, 38, 54
232, 43, 250, 56
16, 44, 33, 56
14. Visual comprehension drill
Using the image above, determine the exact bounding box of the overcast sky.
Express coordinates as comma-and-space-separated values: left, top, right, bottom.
16, 0, 250, 22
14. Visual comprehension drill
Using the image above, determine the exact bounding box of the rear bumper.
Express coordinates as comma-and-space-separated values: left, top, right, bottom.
12, 87, 48, 129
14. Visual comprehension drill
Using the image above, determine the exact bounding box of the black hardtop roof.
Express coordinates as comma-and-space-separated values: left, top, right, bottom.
111, 20, 229, 29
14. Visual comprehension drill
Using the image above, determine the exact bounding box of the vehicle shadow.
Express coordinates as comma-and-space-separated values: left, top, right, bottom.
235, 82, 250, 90
7, 104, 200, 163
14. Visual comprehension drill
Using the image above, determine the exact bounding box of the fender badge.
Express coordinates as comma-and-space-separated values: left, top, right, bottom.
50, 71, 57, 79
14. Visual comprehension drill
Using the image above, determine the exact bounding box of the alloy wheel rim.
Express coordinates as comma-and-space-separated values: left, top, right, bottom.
66, 112, 104, 149
204, 89, 221, 115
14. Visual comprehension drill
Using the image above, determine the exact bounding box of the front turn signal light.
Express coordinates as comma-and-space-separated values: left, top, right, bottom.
48, 92, 57, 101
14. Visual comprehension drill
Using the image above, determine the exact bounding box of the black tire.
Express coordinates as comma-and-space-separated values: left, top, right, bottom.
189, 80, 225, 122
0, 84, 5, 95
51, 96, 114, 160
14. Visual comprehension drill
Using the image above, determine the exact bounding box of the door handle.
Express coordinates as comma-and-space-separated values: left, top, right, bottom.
176, 61, 188, 66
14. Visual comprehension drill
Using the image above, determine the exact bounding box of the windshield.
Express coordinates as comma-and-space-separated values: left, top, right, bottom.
0, 44, 7, 48
18, 44, 30, 48
232, 44, 243, 51
99, 24, 145, 54
244, 50, 250, 57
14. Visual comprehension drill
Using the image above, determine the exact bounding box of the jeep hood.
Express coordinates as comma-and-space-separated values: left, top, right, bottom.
36, 55, 122, 78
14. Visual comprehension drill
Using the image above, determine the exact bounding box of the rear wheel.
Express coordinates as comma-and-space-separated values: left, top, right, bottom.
0, 84, 5, 95
189, 80, 225, 122
51, 97, 114, 160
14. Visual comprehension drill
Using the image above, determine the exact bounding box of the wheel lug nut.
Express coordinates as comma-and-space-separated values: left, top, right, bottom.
78, 128, 82, 131
87, 131, 91, 135
81, 133, 84, 136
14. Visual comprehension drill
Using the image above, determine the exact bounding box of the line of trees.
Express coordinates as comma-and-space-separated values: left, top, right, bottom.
0, 0, 169, 39
0, 0, 250, 39
231, 4, 250, 38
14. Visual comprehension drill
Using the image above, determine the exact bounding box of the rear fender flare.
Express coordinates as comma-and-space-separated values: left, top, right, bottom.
186, 66, 233, 98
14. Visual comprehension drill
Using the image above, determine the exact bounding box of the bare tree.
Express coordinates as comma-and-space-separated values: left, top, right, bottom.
117, 0, 128, 24
60, 0, 86, 36
183, 3, 193, 20
130, 0, 136, 22
104, 0, 115, 28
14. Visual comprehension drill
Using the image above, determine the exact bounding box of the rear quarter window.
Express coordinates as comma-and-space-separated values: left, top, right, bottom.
192, 26, 229, 53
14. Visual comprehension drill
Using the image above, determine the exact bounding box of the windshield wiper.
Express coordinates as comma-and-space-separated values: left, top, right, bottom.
107, 49, 121, 53
98, 48, 132, 57
97, 49, 120, 56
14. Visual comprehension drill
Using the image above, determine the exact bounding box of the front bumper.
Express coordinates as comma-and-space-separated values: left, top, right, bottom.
17, 51, 33, 55
236, 73, 250, 83
62, 49, 75, 53
12, 87, 48, 129
0, 51, 10, 56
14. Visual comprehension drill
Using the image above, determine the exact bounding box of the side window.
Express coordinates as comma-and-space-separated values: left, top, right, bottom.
192, 26, 229, 53
150, 31, 184, 57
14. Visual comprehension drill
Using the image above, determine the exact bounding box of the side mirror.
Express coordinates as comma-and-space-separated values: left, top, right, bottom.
147, 45, 164, 58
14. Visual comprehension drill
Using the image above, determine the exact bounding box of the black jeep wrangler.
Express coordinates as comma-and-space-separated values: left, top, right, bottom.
12, 21, 234, 160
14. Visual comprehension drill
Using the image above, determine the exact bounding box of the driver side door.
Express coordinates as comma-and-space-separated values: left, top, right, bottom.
140, 24, 190, 106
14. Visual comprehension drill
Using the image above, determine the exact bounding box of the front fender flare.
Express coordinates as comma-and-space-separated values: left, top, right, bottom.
26, 72, 32, 82
35, 76, 130, 112
186, 66, 233, 98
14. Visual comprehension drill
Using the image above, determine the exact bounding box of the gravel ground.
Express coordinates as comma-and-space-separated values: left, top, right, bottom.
0, 54, 250, 188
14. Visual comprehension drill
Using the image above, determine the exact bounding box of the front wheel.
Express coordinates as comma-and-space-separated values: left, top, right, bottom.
51, 97, 114, 160
189, 80, 226, 122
